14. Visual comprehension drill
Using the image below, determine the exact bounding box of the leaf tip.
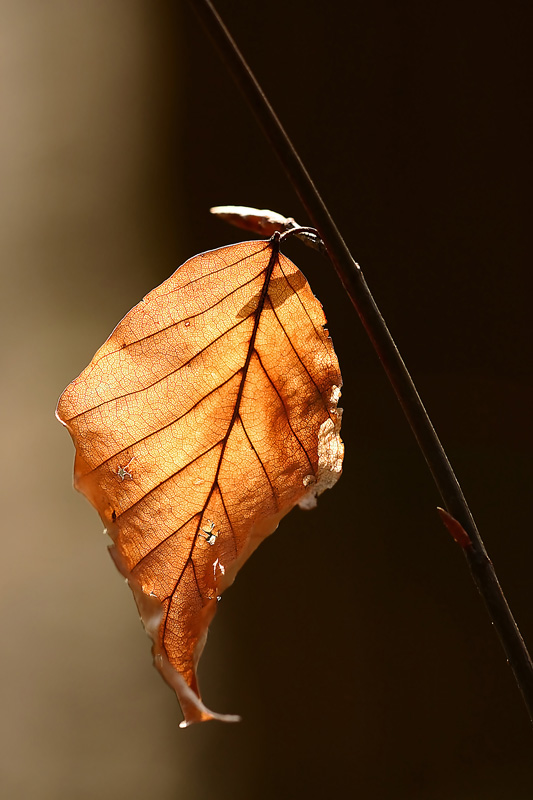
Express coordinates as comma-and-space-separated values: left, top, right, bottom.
179, 710, 242, 729
108, 542, 241, 727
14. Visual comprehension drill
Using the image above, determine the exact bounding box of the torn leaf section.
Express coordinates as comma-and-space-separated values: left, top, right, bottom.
299, 386, 343, 510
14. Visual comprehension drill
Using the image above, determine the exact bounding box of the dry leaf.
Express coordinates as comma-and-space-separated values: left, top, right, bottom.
57, 236, 343, 726
210, 204, 293, 236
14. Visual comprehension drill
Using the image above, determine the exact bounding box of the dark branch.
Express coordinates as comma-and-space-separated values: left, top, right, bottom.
187, 0, 533, 722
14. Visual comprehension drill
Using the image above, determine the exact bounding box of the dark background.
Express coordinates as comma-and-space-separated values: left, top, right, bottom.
1, 1, 532, 798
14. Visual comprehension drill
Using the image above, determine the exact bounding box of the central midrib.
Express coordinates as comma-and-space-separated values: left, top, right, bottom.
160, 237, 280, 640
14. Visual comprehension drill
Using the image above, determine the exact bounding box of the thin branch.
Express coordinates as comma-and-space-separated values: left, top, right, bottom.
186, 0, 533, 722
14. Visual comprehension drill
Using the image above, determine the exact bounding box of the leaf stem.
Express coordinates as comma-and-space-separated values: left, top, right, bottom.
186, 0, 533, 722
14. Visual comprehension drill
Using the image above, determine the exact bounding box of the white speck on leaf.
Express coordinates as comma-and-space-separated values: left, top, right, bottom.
200, 520, 219, 545
116, 457, 135, 481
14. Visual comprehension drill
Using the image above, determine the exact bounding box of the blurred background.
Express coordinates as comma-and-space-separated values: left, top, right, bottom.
1, 1, 532, 797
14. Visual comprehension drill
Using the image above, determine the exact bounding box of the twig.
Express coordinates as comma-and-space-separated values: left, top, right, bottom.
186, 0, 533, 722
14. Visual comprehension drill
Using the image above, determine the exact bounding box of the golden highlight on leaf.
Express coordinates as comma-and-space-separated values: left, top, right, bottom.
57, 237, 343, 725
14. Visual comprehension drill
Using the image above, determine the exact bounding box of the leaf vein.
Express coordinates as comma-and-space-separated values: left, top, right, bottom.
90, 265, 267, 367
130, 512, 201, 572
238, 414, 278, 509
85, 369, 242, 475
115, 439, 224, 520
254, 350, 314, 473
67, 315, 251, 422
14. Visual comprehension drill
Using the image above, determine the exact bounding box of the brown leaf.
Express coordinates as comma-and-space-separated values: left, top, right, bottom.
57, 237, 343, 726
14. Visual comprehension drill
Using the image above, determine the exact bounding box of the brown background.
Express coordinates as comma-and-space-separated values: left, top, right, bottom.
1, 1, 532, 798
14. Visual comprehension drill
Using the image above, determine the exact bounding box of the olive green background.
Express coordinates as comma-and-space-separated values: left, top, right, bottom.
1, 1, 532, 798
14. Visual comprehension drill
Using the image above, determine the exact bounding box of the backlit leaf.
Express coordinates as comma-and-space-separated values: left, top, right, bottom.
57, 236, 343, 725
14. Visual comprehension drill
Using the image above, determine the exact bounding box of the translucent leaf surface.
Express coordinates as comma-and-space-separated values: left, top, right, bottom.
57, 237, 343, 725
